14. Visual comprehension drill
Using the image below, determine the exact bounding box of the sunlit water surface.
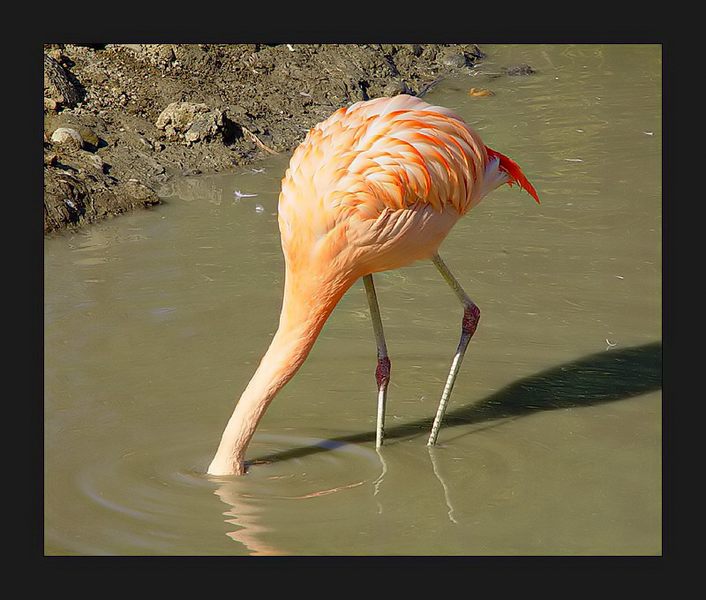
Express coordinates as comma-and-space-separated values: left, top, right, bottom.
44, 44, 661, 555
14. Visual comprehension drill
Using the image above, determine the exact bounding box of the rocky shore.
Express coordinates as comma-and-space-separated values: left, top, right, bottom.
43, 43, 489, 235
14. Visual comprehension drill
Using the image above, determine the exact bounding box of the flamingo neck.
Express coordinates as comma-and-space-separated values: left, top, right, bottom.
207, 267, 352, 476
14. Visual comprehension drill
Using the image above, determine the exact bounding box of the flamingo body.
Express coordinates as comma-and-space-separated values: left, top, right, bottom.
208, 94, 538, 476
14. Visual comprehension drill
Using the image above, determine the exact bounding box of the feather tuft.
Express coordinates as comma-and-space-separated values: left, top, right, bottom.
485, 146, 540, 204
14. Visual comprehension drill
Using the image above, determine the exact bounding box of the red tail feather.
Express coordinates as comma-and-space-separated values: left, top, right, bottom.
485, 146, 540, 204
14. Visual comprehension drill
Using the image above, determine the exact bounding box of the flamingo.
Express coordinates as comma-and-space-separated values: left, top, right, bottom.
207, 94, 539, 476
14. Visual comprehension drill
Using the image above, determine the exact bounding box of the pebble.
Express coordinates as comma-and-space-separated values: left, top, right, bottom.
51, 127, 83, 149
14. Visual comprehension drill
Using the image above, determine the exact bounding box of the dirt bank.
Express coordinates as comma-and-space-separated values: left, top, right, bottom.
43, 43, 490, 235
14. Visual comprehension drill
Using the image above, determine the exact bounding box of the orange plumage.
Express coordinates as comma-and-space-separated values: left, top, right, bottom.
208, 94, 539, 476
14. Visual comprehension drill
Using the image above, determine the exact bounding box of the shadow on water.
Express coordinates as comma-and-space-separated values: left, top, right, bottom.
253, 341, 662, 466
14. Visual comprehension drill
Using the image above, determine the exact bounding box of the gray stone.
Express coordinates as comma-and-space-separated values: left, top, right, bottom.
439, 48, 469, 68
382, 79, 412, 97
51, 127, 84, 149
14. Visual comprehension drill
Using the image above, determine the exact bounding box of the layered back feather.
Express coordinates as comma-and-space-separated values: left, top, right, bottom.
282, 95, 497, 227
278, 95, 537, 263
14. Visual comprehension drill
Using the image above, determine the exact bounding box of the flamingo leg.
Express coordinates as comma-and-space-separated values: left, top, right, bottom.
427, 253, 480, 446
363, 274, 391, 448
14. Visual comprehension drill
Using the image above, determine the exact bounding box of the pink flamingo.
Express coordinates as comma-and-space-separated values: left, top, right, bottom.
208, 94, 539, 476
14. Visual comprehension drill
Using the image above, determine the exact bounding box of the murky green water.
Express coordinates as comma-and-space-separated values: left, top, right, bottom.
44, 44, 661, 555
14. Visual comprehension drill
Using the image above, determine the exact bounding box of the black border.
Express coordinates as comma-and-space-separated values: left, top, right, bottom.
25, 5, 679, 585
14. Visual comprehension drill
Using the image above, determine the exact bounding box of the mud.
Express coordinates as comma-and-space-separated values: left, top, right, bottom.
43, 43, 494, 234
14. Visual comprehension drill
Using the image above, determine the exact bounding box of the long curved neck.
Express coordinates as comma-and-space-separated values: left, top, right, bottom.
207, 265, 353, 476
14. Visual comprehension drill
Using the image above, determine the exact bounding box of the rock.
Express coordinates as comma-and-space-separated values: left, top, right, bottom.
382, 79, 412, 97
44, 111, 105, 151
184, 110, 224, 144
503, 63, 536, 76
155, 102, 226, 145
77, 126, 100, 149
439, 48, 470, 68
51, 127, 84, 149
44, 54, 82, 108
156, 101, 208, 135
121, 179, 160, 206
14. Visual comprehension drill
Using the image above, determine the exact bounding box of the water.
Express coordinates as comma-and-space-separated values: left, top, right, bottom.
44, 44, 662, 555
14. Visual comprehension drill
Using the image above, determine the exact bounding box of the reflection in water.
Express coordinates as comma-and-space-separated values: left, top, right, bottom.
213, 482, 286, 556
428, 447, 458, 524
209, 435, 382, 554
372, 448, 388, 514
